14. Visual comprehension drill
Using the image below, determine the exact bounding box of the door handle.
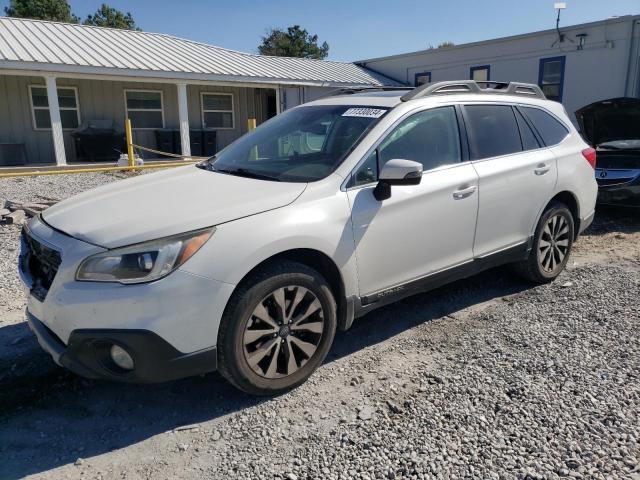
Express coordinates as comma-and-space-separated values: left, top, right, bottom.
534, 163, 550, 175
453, 185, 477, 199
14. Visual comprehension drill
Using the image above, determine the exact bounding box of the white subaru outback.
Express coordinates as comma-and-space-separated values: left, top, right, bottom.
20, 81, 597, 395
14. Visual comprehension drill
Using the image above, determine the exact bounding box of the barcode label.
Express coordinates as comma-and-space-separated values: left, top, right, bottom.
342, 108, 387, 118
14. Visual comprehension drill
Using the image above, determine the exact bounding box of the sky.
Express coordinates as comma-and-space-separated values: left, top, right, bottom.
1, 0, 638, 61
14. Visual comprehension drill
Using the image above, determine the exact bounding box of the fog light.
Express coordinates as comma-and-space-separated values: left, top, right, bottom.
110, 344, 134, 370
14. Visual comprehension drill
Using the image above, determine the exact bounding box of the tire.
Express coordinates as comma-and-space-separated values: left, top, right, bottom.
217, 261, 337, 396
514, 201, 575, 283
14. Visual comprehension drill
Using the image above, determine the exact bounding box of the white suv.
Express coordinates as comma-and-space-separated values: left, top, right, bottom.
20, 81, 597, 395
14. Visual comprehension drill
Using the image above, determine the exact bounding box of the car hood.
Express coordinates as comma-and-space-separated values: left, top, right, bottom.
575, 97, 640, 147
43, 165, 307, 248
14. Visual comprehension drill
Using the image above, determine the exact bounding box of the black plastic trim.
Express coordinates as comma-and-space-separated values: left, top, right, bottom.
356, 241, 530, 315
28, 313, 217, 383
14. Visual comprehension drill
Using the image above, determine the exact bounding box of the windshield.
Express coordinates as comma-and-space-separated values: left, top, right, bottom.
598, 139, 640, 150
205, 105, 388, 182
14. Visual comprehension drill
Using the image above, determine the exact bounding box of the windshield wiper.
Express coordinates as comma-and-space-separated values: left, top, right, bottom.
213, 167, 281, 182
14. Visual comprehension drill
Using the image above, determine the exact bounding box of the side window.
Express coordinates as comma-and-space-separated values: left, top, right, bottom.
379, 106, 461, 170
30, 86, 80, 130
538, 56, 565, 102
514, 108, 541, 151
414, 71, 431, 86
470, 65, 490, 82
351, 149, 378, 186
350, 107, 461, 187
464, 105, 522, 160
521, 107, 569, 147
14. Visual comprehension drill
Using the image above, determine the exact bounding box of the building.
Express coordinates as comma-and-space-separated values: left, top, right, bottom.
0, 16, 398, 166
357, 15, 640, 125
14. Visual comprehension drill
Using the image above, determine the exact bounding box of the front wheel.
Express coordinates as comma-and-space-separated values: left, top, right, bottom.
514, 202, 575, 283
217, 261, 337, 396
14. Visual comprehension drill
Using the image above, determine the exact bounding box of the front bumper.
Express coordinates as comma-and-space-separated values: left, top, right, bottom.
20, 216, 237, 382
27, 311, 217, 382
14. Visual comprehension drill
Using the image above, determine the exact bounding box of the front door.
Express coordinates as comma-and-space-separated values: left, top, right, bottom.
346, 106, 479, 297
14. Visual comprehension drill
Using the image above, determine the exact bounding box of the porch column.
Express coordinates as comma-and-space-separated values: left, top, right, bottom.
275, 87, 282, 114
45, 75, 66, 166
176, 83, 191, 157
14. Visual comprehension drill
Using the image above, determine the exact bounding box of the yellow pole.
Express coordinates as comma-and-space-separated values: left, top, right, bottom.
248, 118, 258, 160
125, 118, 135, 167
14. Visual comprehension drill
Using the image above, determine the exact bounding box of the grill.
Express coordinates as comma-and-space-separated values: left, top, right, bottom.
20, 227, 62, 302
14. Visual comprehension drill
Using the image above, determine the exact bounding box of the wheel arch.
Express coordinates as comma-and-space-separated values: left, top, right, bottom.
228, 248, 351, 332
550, 191, 580, 239
536, 191, 581, 240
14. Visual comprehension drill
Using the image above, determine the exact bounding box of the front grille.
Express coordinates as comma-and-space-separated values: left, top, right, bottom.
21, 226, 62, 302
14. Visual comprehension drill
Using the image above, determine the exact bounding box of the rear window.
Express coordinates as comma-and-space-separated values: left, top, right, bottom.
464, 105, 522, 160
521, 107, 569, 146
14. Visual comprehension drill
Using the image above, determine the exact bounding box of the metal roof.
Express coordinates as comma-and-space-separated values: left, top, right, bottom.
0, 17, 400, 87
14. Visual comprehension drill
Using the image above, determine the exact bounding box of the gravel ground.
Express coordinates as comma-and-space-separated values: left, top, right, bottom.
0, 173, 638, 480
0, 172, 136, 313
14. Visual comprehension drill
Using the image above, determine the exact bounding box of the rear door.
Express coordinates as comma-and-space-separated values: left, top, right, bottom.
464, 103, 557, 257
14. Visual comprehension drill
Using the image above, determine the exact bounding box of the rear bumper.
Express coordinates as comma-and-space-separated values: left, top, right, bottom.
596, 171, 640, 208
578, 210, 595, 235
27, 310, 217, 383
596, 184, 640, 208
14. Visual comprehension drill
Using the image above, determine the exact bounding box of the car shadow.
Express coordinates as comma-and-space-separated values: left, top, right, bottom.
586, 205, 640, 235
0, 266, 531, 479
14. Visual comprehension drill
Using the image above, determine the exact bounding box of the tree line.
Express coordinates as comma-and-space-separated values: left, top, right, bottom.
5, 0, 140, 30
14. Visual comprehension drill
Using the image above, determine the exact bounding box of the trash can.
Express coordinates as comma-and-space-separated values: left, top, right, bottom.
190, 129, 203, 157
0, 143, 27, 166
203, 130, 217, 157
72, 120, 125, 162
154, 129, 176, 157
172, 130, 205, 157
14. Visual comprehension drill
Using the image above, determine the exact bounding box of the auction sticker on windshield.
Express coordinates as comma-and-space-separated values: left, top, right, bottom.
342, 107, 387, 118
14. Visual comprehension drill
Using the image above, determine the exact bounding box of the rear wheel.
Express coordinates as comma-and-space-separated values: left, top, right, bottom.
217, 261, 336, 396
514, 202, 575, 283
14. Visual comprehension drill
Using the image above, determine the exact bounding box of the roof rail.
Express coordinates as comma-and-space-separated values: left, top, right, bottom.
400, 80, 546, 102
320, 86, 412, 98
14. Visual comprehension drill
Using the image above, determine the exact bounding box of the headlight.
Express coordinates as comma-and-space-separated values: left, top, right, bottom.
76, 227, 214, 284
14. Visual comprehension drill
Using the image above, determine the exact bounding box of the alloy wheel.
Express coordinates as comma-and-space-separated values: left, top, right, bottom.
537, 214, 570, 274
242, 286, 325, 379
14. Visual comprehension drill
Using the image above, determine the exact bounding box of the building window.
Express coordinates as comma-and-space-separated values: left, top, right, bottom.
125, 90, 164, 129
29, 85, 80, 130
414, 72, 431, 87
201, 93, 234, 129
470, 65, 490, 82
538, 56, 565, 102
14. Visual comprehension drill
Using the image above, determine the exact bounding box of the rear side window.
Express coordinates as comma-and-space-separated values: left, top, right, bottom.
514, 108, 541, 151
521, 107, 569, 146
464, 105, 522, 160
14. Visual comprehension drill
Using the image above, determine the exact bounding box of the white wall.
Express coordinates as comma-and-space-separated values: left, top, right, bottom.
360, 16, 640, 123
280, 86, 334, 110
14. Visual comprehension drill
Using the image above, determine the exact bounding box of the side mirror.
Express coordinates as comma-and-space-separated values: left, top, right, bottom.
374, 159, 423, 201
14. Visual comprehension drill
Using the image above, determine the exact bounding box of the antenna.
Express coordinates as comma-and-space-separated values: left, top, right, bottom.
552, 2, 572, 47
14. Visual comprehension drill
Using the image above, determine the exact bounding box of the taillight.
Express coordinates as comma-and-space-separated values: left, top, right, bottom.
582, 148, 596, 169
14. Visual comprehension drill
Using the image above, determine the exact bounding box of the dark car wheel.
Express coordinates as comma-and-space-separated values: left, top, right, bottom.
514, 201, 575, 283
217, 261, 337, 396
